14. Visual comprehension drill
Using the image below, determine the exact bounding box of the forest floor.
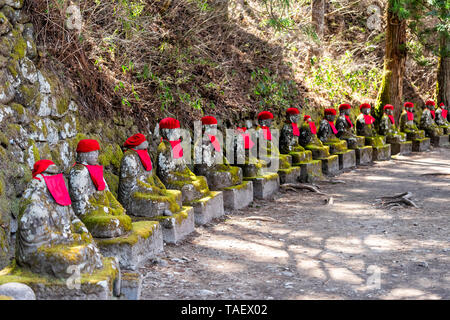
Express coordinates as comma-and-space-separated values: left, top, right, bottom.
140, 147, 450, 300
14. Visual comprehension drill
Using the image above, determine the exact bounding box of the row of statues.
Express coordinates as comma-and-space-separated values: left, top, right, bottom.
7, 99, 449, 299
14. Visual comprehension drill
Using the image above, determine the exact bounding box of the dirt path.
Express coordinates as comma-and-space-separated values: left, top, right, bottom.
140, 148, 450, 300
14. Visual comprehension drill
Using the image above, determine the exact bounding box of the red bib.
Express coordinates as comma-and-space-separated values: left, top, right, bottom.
407, 111, 414, 121
388, 115, 395, 125
169, 140, 184, 159
291, 123, 300, 136
309, 122, 317, 135
430, 110, 435, 119
129, 149, 152, 171
442, 109, 448, 119
237, 128, 255, 150
363, 114, 375, 125
345, 115, 353, 128
261, 126, 272, 141
208, 135, 221, 152
42, 174, 72, 206
328, 121, 338, 135
84, 165, 106, 191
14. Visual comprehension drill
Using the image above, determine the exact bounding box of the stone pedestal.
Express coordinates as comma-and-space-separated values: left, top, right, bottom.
355, 146, 373, 165
190, 191, 224, 225
296, 160, 323, 183
336, 149, 356, 170
96, 221, 163, 271
244, 172, 280, 200
319, 155, 340, 176
150, 206, 195, 243
222, 181, 254, 210
431, 135, 449, 147
278, 166, 301, 184
0, 258, 120, 300
117, 272, 142, 300
390, 141, 412, 155
372, 145, 391, 161
412, 138, 431, 152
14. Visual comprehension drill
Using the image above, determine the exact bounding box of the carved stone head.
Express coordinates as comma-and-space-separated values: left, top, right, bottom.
76, 150, 99, 165
287, 113, 299, 124
161, 128, 181, 141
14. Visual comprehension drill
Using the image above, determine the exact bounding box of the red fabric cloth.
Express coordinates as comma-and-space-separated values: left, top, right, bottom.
201, 116, 217, 125
128, 149, 152, 171
324, 108, 336, 116
237, 127, 255, 150
426, 100, 435, 106
84, 165, 106, 191
430, 110, 435, 119
261, 126, 272, 141
286, 108, 300, 115
328, 121, 338, 134
124, 133, 146, 148
304, 115, 311, 121
309, 121, 317, 135
442, 109, 448, 119
159, 117, 180, 129
363, 114, 375, 125
359, 103, 371, 110
339, 104, 351, 111
42, 173, 72, 206
168, 139, 183, 159
388, 115, 395, 125
407, 111, 414, 121
32, 160, 55, 180
76, 139, 100, 153
257, 111, 274, 120
383, 104, 394, 110
404, 102, 414, 109
291, 123, 300, 136
208, 135, 221, 152
345, 115, 353, 128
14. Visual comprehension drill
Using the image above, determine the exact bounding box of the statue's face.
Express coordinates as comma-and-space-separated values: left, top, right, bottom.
258, 119, 272, 127
384, 109, 393, 116
362, 108, 371, 115
287, 114, 299, 123
325, 114, 336, 122
244, 119, 253, 129
44, 164, 60, 175
203, 124, 218, 135
135, 140, 149, 150
406, 107, 413, 113
427, 104, 435, 111
442, 105, 447, 110
77, 150, 99, 165
339, 109, 350, 116
161, 128, 181, 141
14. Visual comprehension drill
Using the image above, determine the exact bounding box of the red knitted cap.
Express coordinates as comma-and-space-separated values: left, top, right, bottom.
201, 116, 218, 125
404, 102, 414, 108
76, 139, 100, 153
257, 111, 274, 120
426, 100, 435, 106
124, 133, 146, 148
324, 108, 337, 116
339, 104, 351, 110
383, 104, 394, 110
303, 115, 311, 121
286, 108, 300, 115
440, 103, 445, 107
32, 159, 55, 178
159, 117, 180, 129
359, 103, 371, 110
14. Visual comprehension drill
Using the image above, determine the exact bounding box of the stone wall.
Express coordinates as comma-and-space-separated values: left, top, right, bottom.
0, 0, 144, 268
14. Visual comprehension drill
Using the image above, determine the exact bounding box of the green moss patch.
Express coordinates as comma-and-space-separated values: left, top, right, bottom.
95, 221, 159, 246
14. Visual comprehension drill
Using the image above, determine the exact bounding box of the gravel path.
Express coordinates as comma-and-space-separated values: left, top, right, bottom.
139, 148, 450, 300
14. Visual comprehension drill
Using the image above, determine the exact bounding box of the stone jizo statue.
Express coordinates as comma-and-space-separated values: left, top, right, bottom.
335, 103, 363, 149
280, 107, 305, 154
68, 139, 132, 238
420, 100, 443, 138
435, 102, 450, 134
356, 103, 377, 137
379, 104, 406, 141
17, 160, 103, 278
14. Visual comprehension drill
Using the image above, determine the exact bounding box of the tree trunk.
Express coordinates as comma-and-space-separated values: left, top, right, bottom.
375, 1, 407, 121
311, 0, 325, 38
436, 32, 450, 106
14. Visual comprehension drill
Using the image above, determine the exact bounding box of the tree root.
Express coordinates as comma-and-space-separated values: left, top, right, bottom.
281, 183, 328, 196
374, 192, 418, 209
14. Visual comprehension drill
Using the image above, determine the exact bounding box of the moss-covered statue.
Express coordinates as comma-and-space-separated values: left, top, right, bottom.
356, 103, 377, 137
156, 117, 211, 204
280, 107, 304, 154
379, 104, 407, 141
318, 108, 348, 154
118, 133, 180, 217
17, 160, 103, 278
299, 115, 325, 152
399, 102, 426, 139
194, 116, 242, 190
335, 104, 365, 149
420, 100, 444, 138
435, 102, 450, 134
68, 139, 132, 238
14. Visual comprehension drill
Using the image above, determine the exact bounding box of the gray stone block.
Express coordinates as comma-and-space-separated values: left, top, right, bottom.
222, 181, 254, 210
355, 146, 373, 165
0, 282, 36, 300
337, 149, 356, 170
390, 141, 412, 155
157, 206, 195, 244
245, 173, 280, 200
96, 221, 164, 271
278, 166, 301, 184
118, 272, 142, 300
319, 155, 340, 176
431, 135, 449, 147
296, 160, 322, 183
412, 138, 431, 152
372, 144, 391, 161
191, 191, 224, 225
